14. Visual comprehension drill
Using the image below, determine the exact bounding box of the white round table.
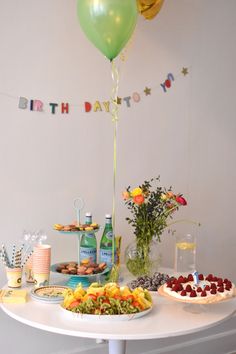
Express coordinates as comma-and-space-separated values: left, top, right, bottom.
1, 286, 236, 354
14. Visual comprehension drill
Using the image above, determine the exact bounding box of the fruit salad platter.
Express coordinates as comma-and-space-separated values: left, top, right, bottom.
61, 282, 153, 321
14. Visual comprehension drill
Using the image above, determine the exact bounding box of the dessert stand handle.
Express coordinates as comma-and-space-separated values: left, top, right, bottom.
73, 197, 84, 267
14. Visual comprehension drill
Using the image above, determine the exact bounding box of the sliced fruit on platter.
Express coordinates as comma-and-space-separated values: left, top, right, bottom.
62, 282, 152, 315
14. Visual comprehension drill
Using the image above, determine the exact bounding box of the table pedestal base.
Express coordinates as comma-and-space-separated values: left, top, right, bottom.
108, 339, 126, 354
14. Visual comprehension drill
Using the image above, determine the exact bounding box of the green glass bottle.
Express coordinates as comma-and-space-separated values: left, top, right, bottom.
99, 214, 115, 267
80, 212, 97, 264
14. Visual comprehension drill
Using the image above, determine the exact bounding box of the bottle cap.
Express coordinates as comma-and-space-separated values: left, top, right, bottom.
85, 212, 92, 217
105, 214, 112, 219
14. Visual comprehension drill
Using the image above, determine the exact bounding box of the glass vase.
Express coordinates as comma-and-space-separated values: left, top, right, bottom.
125, 239, 161, 277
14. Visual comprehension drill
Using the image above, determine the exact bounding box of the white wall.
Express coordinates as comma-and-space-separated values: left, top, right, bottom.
0, 1, 236, 353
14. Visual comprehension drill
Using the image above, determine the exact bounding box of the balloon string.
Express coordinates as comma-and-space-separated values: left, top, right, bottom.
110, 60, 119, 265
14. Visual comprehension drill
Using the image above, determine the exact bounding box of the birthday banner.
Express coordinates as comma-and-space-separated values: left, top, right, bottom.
1, 67, 188, 116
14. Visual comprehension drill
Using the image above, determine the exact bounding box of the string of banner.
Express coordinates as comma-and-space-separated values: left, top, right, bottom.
0, 67, 189, 116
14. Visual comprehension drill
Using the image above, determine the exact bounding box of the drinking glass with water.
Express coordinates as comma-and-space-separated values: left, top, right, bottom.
174, 233, 196, 274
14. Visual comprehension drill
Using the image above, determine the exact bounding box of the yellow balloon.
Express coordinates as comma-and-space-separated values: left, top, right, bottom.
137, 0, 165, 20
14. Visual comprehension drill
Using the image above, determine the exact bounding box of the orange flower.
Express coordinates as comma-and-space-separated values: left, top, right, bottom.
122, 191, 130, 200
133, 194, 145, 205
166, 191, 175, 199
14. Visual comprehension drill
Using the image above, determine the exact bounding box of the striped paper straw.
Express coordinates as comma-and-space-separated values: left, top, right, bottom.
1, 244, 11, 267
21, 250, 34, 268
0, 250, 8, 267
19, 243, 24, 254
11, 245, 16, 267
21, 243, 33, 265
14, 250, 22, 268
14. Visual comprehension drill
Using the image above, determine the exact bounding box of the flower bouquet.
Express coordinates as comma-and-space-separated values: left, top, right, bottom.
122, 177, 187, 276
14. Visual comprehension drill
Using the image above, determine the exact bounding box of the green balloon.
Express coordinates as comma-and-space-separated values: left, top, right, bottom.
77, 0, 138, 61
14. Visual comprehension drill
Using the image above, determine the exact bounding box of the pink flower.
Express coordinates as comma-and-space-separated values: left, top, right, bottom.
166, 202, 175, 210
122, 191, 130, 200
176, 195, 187, 206
133, 194, 145, 205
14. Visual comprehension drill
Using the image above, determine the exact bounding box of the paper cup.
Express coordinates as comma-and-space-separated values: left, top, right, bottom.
25, 255, 34, 283
6, 267, 22, 288
33, 244, 51, 274
34, 273, 50, 288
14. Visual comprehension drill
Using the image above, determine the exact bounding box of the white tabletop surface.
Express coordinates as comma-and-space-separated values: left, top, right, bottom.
1, 269, 236, 341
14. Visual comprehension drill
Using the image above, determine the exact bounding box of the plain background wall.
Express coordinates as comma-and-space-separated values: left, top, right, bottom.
0, 1, 236, 353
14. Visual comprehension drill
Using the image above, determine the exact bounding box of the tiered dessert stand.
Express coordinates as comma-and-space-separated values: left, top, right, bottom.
51, 198, 109, 288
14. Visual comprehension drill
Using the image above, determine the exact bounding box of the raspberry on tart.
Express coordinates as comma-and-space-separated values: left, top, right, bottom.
218, 287, 224, 293
172, 284, 180, 292
177, 276, 185, 283
187, 274, 194, 281
190, 290, 197, 297
206, 274, 214, 281
185, 284, 192, 292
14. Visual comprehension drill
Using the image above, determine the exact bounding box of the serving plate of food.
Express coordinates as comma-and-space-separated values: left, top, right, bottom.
158, 273, 236, 305
60, 282, 153, 321
31, 285, 69, 304
53, 223, 99, 233
51, 261, 110, 278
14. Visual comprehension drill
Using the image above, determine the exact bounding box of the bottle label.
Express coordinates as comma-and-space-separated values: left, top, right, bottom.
105, 231, 113, 240
85, 233, 95, 239
99, 249, 116, 267
80, 247, 97, 263
85, 215, 92, 224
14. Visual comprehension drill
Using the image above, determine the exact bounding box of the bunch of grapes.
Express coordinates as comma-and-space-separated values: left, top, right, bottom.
128, 272, 171, 291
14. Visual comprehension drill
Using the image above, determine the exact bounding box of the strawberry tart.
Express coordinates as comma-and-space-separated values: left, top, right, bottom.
159, 273, 235, 304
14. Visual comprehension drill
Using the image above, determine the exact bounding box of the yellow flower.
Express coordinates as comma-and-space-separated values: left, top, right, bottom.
131, 187, 143, 197
160, 193, 167, 200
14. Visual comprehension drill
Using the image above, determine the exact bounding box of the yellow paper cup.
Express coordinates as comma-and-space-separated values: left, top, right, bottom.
6, 267, 22, 288
25, 264, 34, 283
34, 272, 50, 288
24, 255, 34, 283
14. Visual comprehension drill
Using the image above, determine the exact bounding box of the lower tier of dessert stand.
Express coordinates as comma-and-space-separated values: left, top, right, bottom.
51, 263, 111, 288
